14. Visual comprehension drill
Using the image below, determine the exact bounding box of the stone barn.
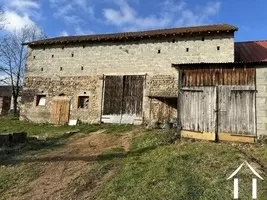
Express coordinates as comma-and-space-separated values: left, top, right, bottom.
0, 86, 12, 115
172, 40, 267, 143
20, 24, 237, 125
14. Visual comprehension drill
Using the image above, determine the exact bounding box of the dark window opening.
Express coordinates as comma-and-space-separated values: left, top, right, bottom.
78, 96, 89, 109
83, 45, 85, 48
60, 67, 63, 71
202, 37, 205, 41
186, 48, 189, 52
158, 49, 161, 54
33, 56, 36, 59
36, 95, 46, 106
41, 68, 43, 71
217, 46, 220, 51
172, 39, 175, 43
81, 66, 84, 70
52, 54, 54, 58
62, 46, 64, 50
84, 92, 86, 94
71, 53, 74, 57
43, 47, 45, 51
59, 93, 66, 96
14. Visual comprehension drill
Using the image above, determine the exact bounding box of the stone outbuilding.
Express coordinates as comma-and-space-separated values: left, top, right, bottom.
20, 24, 238, 125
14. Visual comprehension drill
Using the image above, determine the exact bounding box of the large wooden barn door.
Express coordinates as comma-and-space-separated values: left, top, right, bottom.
180, 87, 217, 141
179, 64, 256, 142
51, 99, 70, 125
102, 75, 144, 124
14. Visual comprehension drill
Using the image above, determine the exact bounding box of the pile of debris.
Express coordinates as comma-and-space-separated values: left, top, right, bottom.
146, 118, 177, 130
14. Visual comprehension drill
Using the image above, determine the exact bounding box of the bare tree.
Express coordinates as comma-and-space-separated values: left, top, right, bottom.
0, 25, 46, 116
0, 6, 6, 30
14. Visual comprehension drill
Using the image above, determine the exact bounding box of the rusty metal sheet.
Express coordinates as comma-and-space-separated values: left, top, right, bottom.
235, 40, 267, 62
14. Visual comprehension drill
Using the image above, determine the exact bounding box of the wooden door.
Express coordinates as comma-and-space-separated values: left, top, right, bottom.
51, 99, 70, 125
102, 75, 145, 124
180, 87, 217, 141
218, 86, 256, 142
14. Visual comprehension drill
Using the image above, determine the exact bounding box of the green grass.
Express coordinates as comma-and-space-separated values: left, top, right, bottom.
96, 131, 267, 200
2, 117, 267, 199
0, 162, 41, 200
103, 124, 134, 135
0, 117, 78, 137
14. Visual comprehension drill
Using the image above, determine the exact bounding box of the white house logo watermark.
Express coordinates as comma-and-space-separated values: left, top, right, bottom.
227, 161, 264, 199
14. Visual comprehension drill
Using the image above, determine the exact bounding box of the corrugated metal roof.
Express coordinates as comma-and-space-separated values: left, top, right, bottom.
235, 40, 267, 62
24, 24, 238, 46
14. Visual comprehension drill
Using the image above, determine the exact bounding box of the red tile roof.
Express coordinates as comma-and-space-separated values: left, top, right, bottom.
235, 40, 267, 62
24, 24, 238, 46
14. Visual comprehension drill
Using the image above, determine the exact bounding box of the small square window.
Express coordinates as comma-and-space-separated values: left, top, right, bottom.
158, 49, 161, 54
78, 96, 89, 109
186, 48, 189, 52
36, 95, 46, 106
41, 68, 43, 71
81, 66, 84, 70
71, 53, 74, 57
217, 46, 220, 51
52, 54, 54, 58
33, 56, 36, 59
60, 67, 63, 71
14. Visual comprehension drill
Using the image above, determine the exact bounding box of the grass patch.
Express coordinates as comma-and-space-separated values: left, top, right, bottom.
103, 124, 134, 135
96, 133, 267, 200
0, 117, 80, 137
65, 161, 118, 199
0, 162, 41, 200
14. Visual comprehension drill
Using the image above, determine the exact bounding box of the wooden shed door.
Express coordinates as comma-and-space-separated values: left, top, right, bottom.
180, 86, 256, 142
218, 86, 256, 142
102, 75, 144, 124
180, 87, 217, 140
51, 100, 70, 125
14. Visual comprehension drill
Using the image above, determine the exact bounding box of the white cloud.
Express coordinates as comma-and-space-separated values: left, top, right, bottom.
50, 0, 95, 25
10, 0, 40, 13
103, 0, 222, 31
59, 30, 69, 36
0, 0, 41, 32
75, 26, 94, 35
4, 11, 34, 32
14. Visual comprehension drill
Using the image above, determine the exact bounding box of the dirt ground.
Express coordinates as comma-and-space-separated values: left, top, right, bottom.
8, 130, 132, 200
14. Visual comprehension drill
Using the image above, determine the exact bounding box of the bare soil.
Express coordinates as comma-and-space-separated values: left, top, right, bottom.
8, 130, 131, 200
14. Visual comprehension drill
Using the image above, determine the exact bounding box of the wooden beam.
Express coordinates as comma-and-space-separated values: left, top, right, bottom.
218, 133, 256, 143
181, 130, 215, 141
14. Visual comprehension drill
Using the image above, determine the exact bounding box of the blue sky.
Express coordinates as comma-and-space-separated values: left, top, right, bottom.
0, 0, 266, 42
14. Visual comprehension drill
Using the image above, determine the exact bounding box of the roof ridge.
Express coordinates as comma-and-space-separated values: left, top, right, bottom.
24, 23, 238, 46
235, 40, 267, 44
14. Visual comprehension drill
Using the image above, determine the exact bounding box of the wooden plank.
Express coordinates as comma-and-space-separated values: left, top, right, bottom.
181, 130, 215, 141
218, 133, 256, 143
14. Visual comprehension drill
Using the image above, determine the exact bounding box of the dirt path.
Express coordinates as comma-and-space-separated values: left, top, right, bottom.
9, 130, 132, 200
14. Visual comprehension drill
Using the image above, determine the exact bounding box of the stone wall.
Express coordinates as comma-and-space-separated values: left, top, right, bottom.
20, 76, 102, 124
22, 33, 235, 124
256, 66, 267, 137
